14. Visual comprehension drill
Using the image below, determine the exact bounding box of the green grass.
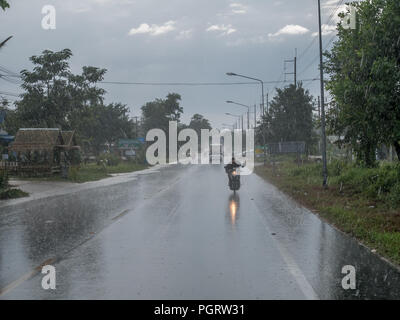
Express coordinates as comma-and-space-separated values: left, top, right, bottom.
255, 158, 400, 266
0, 171, 29, 200
0, 188, 29, 200
14, 162, 148, 184
67, 162, 149, 183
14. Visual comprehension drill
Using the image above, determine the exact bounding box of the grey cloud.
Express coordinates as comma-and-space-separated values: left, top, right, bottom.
0, 0, 342, 128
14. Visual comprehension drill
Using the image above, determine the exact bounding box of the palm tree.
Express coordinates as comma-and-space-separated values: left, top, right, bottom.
1, 1, 12, 50
0, 0, 10, 11
0, 36, 12, 50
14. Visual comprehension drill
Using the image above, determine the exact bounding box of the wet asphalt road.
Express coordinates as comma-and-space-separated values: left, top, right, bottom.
1, 164, 400, 300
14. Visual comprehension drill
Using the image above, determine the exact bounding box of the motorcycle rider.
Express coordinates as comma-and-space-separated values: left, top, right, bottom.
224, 157, 241, 186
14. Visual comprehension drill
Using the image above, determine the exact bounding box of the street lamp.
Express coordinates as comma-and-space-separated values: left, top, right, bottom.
226, 100, 251, 129
226, 72, 265, 116
225, 112, 243, 132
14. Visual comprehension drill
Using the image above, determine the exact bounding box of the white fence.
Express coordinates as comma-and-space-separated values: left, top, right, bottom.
0, 161, 19, 169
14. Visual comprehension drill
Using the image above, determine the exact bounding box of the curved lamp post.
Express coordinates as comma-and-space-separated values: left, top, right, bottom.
226, 72, 265, 116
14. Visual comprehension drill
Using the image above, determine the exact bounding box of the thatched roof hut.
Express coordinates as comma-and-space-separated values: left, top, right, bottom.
61, 130, 79, 149
10, 128, 63, 153
10, 128, 79, 153
8, 129, 80, 175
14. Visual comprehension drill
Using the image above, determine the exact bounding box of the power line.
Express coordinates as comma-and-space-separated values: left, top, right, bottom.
298, 0, 343, 61
325, 0, 345, 26
297, 0, 345, 77
99, 79, 319, 86
298, 32, 338, 77
101, 81, 259, 86
0, 91, 20, 98
298, 37, 318, 61
0, 74, 22, 85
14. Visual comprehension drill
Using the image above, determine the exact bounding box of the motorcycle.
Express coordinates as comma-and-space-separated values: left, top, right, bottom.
225, 167, 241, 193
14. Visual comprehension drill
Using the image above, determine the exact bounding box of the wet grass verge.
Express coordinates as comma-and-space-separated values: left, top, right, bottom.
69, 162, 149, 183
15, 162, 149, 184
0, 188, 29, 200
255, 159, 400, 266
0, 171, 29, 200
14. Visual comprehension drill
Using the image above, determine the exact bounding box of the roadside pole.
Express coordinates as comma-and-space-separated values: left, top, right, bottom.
318, 0, 328, 187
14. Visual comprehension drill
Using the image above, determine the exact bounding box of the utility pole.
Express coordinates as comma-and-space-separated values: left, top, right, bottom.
254, 105, 256, 129
317, 96, 321, 119
318, 0, 328, 187
284, 49, 297, 88
132, 116, 139, 138
294, 49, 297, 88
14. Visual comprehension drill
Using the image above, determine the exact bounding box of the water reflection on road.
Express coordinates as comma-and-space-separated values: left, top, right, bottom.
0, 164, 399, 299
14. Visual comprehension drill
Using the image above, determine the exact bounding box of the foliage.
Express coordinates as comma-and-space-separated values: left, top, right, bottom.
257, 84, 317, 153
68, 162, 147, 183
0, 188, 28, 200
67, 166, 78, 181
0, 1, 12, 51
141, 93, 183, 133
289, 160, 400, 208
0, 169, 28, 200
0, 36, 12, 50
0, 0, 9, 11
188, 114, 212, 136
0, 170, 8, 189
325, 0, 400, 166
97, 153, 121, 166
5, 49, 136, 154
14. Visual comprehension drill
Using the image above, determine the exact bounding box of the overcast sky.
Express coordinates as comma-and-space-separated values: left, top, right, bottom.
0, 0, 350, 129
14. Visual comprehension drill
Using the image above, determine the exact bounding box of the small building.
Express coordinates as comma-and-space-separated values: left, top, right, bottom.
0, 109, 14, 147
9, 128, 80, 175
117, 138, 143, 159
0, 129, 14, 146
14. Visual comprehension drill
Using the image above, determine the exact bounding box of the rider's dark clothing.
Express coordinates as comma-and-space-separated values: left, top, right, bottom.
225, 161, 241, 185
224, 160, 240, 171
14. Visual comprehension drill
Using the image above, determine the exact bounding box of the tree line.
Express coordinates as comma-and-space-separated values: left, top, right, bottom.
325, 0, 400, 166
256, 83, 317, 155
1, 48, 212, 155
256, 0, 400, 167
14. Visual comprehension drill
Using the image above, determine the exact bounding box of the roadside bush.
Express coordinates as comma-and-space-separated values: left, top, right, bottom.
388, 183, 400, 208
328, 159, 351, 177
69, 149, 82, 165
289, 163, 322, 178
97, 153, 120, 166
335, 163, 400, 203
286, 159, 400, 208
68, 166, 79, 182
0, 170, 9, 189
0, 188, 28, 200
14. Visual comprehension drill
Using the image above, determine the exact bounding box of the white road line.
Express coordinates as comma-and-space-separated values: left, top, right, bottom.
0, 258, 55, 297
248, 192, 319, 300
